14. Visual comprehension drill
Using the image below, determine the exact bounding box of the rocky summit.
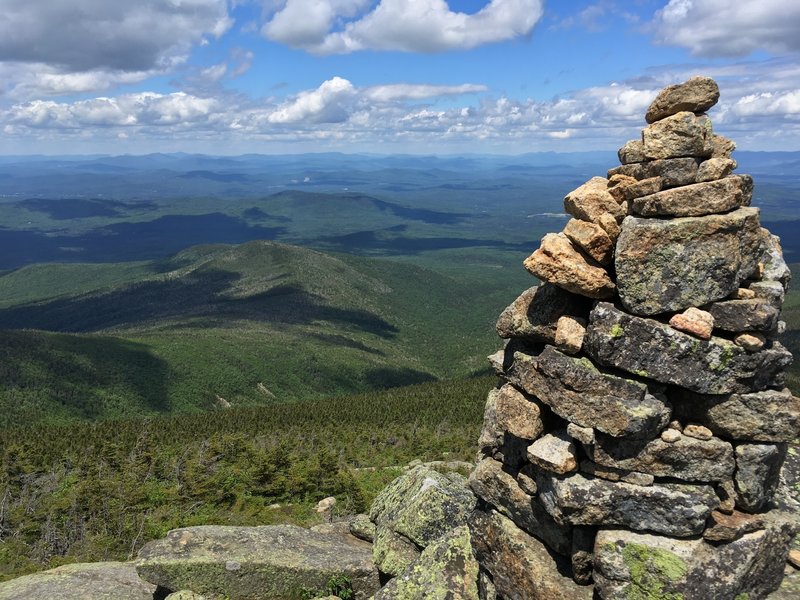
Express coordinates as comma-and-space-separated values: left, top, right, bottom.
473, 75, 799, 600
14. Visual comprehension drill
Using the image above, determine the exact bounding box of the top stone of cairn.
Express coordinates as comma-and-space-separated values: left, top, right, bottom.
645, 76, 720, 123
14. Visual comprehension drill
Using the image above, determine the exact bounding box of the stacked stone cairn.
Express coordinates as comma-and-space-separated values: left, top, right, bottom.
469, 76, 800, 599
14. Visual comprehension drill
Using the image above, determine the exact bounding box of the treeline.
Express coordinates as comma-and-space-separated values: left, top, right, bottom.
0, 376, 491, 580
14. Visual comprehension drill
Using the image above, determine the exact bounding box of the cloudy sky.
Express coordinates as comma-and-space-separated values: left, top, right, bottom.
1, 0, 799, 154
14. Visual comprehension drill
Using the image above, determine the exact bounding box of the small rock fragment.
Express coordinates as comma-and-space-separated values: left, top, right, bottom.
669, 307, 714, 339
562, 218, 614, 265
661, 429, 681, 443
711, 133, 736, 158
567, 422, 595, 445
697, 157, 737, 182
554, 315, 586, 355
563, 177, 626, 224
734, 332, 766, 352
703, 510, 766, 543
683, 423, 713, 440
527, 431, 578, 475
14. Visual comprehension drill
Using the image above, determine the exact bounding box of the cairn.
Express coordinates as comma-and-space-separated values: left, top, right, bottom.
469, 77, 800, 599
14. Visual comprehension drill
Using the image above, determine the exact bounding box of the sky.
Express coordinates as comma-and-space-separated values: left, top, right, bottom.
1, 0, 799, 155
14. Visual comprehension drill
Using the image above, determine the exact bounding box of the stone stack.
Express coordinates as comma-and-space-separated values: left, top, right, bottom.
469, 77, 799, 600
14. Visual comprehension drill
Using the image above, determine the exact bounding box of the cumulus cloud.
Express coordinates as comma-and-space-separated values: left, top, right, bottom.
267, 76, 357, 123
652, 0, 800, 57
261, 0, 544, 54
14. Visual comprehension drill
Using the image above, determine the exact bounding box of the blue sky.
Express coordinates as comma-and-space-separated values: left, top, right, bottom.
1, 0, 799, 154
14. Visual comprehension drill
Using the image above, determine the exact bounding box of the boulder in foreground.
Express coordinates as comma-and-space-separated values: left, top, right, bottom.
0, 562, 155, 600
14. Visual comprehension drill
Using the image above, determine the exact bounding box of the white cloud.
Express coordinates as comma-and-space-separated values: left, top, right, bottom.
652, 0, 800, 57
261, 0, 544, 54
267, 76, 357, 123
364, 83, 488, 102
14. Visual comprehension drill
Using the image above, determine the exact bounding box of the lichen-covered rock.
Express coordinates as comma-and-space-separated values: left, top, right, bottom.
706, 298, 780, 333
0, 562, 155, 600
469, 509, 593, 600
671, 388, 800, 443
165, 591, 209, 600
349, 514, 376, 543
593, 518, 797, 600
642, 111, 713, 159
468, 457, 572, 555
615, 207, 764, 315
537, 472, 718, 537
631, 174, 752, 217
136, 525, 380, 600
373, 526, 479, 600
590, 431, 734, 482
369, 465, 476, 553
734, 443, 787, 512
563, 176, 626, 224
523, 233, 616, 299
702, 510, 766, 542
495, 284, 591, 342
759, 231, 792, 290
584, 302, 792, 394
645, 76, 720, 123
503, 345, 671, 439
373, 527, 421, 578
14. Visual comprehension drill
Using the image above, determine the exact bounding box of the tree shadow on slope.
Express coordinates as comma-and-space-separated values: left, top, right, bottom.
0, 269, 398, 338
0, 330, 171, 425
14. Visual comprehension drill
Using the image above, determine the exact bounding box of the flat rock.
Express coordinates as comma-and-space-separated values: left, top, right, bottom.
495, 284, 591, 342
579, 460, 654, 486
563, 176, 626, 224
349, 514, 376, 543
373, 526, 479, 600
672, 388, 800, 443
642, 111, 713, 160
669, 307, 714, 339
591, 432, 734, 482
706, 298, 780, 333
594, 518, 797, 600
631, 174, 752, 217
645, 76, 720, 123
615, 207, 764, 315
618, 139, 646, 164
696, 157, 736, 182
469, 457, 572, 555
562, 218, 614, 265
703, 509, 766, 542
528, 431, 578, 475
136, 525, 380, 600
734, 443, 787, 512
608, 176, 662, 204
537, 471, 718, 537
524, 233, 616, 299
584, 302, 792, 394
648, 157, 700, 187
469, 509, 593, 600
0, 562, 155, 600
504, 345, 671, 438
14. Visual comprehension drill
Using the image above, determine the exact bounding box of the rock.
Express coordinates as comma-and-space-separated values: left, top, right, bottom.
594, 518, 797, 600
468, 458, 572, 555
735, 332, 766, 352
642, 111, 713, 160
730, 286, 756, 299
537, 471, 718, 537
579, 460, 653, 486
608, 163, 647, 181
495, 284, 591, 342
562, 218, 614, 265
748, 280, 786, 308
373, 526, 479, 600
711, 133, 736, 158
469, 509, 593, 600
759, 231, 792, 290
668, 420, 683, 431
618, 139, 646, 164
316, 496, 336, 521
554, 315, 587, 355
615, 207, 764, 315
584, 302, 792, 394
789, 549, 800, 569
477, 384, 545, 455
648, 157, 701, 187
631, 174, 752, 217
504, 345, 671, 439
369, 465, 476, 552
597, 212, 621, 241
696, 157, 737, 182
706, 298, 780, 333
563, 176, 627, 224
567, 422, 595, 445
703, 510, 766, 542
0, 562, 155, 600
350, 514, 376, 542
645, 76, 720, 123
716, 480, 737, 515
165, 592, 208, 600
136, 525, 380, 600
571, 527, 596, 585
683, 423, 713, 440
734, 443, 787, 512
523, 233, 616, 299
373, 527, 422, 578
621, 471, 655, 487
672, 388, 800, 443
668, 307, 714, 339
591, 431, 734, 482
660, 429, 681, 443
608, 176, 662, 204
477, 571, 497, 600
528, 431, 579, 475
